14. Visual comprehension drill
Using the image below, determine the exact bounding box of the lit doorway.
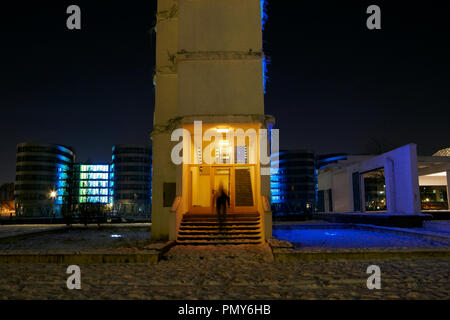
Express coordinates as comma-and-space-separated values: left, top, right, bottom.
189, 165, 256, 214
189, 165, 233, 214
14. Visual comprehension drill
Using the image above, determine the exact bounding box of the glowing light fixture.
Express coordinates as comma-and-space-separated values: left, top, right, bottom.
426, 172, 447, 177
49, 191, 57, 199
216, 128, 229, 133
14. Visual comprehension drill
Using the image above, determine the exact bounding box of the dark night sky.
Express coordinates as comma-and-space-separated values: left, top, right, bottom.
1, 1, 450, 184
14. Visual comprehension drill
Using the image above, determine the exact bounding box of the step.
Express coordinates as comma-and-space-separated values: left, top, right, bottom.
182, 218, 260, 223
177, 235, 261, 241
183, 214, 259, 219
179, 226, 260, 231
181, 222, 260, 227
177, 236, 262, 241
176, 240, 262, 246
181, 219, 260, 224
177, 211, 262, 245
178, 230, 261, 236
182, 215, 260, 220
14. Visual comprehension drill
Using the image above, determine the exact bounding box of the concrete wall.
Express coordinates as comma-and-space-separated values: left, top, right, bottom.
178, 60, 264, 116
447, 171, 450, 210
318, 144, 421, 215
151, 134, 176, 240
352, 144, 420, 214
331, 171, 353, 212
178, 0, 262, 52
152, 0, 269, 240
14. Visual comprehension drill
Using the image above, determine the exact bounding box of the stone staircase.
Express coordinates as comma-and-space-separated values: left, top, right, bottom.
235, 168, 254, 207
177, 212, 263, 245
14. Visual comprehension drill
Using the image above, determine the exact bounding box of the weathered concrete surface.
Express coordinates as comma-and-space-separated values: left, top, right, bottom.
0, 226, 151, 251
166, 243, 274, 262
268, 237, 450, 261
422, 221, 450, 234
0, 257, 448, 299
272, 247, 450, 262
0, 251, 160, 264
0, 241, 175, 264
0, 225, 68, 241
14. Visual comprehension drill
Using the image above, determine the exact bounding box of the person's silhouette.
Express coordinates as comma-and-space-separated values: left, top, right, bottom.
216, 183, 230, 225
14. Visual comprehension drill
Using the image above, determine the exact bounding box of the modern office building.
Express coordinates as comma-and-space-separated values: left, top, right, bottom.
72, 164, 113, 205
14, 143, 75, 218
317, 144, 450, 214
270, 150, 317, 216
13, 142, 152, 220
112, 145, 152, 220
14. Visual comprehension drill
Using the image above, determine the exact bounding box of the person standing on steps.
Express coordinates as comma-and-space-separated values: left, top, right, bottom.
215, 183, 230, 229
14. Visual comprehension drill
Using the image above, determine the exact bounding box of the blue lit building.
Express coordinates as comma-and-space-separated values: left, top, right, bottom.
317, 154, 348, 170
112, 145, 152, 221
14, 143, 75, 218
72, 164, 113, 205
14, 142, 152, 220
270, 150, 317, 216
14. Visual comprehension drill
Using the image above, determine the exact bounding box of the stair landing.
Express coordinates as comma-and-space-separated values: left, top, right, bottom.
177, 213, 263, 245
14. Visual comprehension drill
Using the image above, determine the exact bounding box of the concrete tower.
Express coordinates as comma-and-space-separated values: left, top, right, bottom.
152, 0, 274, 241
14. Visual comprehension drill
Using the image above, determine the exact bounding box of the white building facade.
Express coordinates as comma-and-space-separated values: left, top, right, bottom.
318, 144, 450, 215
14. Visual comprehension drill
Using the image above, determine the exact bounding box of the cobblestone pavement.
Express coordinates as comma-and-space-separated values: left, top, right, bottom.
0, 244, 448, 300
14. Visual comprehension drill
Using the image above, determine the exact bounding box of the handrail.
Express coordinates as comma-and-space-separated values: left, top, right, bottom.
262, 195, 271, 212
171, 196, 182, 212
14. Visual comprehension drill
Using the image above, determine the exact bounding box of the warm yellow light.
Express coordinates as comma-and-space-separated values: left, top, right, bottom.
426, 172, 446, 177
219, 140, 229, 145
50, 191, 57, 199
216, 128, 229, 133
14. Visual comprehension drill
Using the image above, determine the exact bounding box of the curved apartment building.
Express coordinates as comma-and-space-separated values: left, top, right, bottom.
270, 150, 317, 215
112, 145, 152, 220
15, 143, 75, 218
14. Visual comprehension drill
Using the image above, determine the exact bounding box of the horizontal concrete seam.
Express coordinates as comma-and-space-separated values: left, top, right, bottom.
273, 250, 450, 262
0, 253, 160, 264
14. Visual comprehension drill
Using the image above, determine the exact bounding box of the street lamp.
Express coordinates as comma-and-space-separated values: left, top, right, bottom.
49, 190, 57, 221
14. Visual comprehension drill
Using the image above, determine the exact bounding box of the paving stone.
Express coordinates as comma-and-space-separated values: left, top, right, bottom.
0, 256, 448, 299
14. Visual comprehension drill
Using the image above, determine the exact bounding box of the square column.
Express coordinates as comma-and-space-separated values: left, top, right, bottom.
447, 170, 450, 210
384, 158, 397, 213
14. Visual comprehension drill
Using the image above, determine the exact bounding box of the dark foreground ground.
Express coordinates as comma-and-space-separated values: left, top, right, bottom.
0, 225, 449, 300
0, 244, 449, 300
